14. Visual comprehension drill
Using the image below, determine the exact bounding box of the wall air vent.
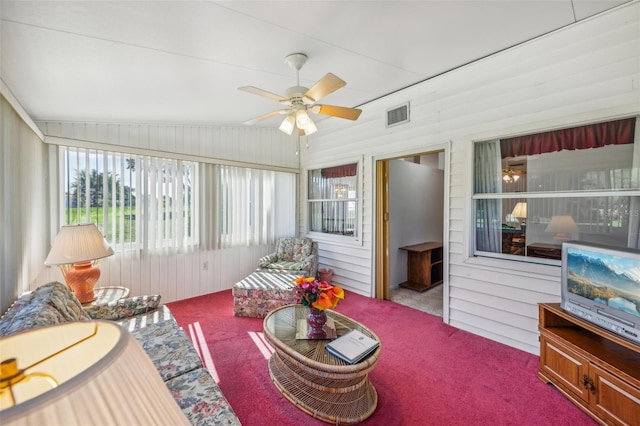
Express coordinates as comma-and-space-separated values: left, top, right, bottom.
386, 102, 410, 127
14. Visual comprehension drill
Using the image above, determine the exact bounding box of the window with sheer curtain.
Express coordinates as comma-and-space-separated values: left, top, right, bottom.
59, 147, 296, 253
473, 117, 640, 262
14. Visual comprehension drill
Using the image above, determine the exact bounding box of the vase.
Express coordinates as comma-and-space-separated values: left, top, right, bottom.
306, 307, 327, 339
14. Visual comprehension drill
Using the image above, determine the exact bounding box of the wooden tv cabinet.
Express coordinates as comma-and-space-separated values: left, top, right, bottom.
538, 303, 640, 426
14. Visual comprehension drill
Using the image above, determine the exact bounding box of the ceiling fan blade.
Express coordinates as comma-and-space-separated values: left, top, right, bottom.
238, 86, 287, 103
311, 104, 362, 121
243, 109, 289, 125
304, 73, 346, 102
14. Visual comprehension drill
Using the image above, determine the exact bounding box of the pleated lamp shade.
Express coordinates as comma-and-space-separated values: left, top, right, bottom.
44, 224, 114, 303
0, 321, 189, 425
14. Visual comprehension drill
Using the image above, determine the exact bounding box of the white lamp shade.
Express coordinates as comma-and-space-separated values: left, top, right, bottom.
1, 321, 189, 425
545, 215, 579, 234
511, 202, 527, 219
44, 224, 114, 265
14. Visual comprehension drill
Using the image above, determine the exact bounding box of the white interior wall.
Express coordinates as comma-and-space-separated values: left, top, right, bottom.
299, 2, 640, 354
389, 159, 444, 287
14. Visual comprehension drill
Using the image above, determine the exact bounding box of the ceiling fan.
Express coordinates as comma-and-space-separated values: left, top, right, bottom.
502, 160, 527, 183
238, 53, 362, 136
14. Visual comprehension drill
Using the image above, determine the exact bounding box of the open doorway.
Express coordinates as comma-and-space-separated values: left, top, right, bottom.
375, 151, 445, 317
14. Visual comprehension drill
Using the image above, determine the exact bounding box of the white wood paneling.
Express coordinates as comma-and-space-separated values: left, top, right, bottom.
37, 121, 299, 170
299, 2, 640, 354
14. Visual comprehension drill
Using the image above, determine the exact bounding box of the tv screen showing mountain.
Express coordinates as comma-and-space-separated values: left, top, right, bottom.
566, 248, 640, 319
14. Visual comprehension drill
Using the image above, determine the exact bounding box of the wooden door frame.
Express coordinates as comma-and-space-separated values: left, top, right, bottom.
375, 160, 390, 300
373, 147, 450, 322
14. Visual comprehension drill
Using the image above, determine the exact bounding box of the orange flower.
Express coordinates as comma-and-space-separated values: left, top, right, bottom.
311, 292, 335, 310
329, 285, 344, 301
293, 277, 345, 311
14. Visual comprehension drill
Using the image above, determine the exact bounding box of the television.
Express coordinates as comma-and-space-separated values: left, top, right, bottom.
561, 241, 640, 345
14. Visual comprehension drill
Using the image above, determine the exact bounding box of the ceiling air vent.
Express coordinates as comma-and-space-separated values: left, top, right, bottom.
386, 102, 410, 127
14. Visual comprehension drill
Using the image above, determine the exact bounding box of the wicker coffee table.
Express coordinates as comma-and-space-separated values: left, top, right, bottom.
263, 304, 381, 424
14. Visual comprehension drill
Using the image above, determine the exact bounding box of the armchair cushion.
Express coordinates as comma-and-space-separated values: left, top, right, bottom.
276, 237, 313, 262
257, 237, 318, 277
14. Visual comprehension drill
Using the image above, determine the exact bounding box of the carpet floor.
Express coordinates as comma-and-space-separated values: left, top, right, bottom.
167, 289, 595, 426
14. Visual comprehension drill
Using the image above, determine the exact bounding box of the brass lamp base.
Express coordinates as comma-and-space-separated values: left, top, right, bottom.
64, 262, 99, 303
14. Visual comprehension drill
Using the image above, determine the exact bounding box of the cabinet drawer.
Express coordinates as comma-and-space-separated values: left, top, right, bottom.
539, 334, 590, 400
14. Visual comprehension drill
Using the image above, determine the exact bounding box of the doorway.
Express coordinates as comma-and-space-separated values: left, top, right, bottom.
375, 151, 446, 317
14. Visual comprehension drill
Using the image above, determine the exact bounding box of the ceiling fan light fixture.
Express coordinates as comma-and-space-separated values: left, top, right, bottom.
296, 109, 310, 128
279, 114, 296, 135
304, 118, 318, 136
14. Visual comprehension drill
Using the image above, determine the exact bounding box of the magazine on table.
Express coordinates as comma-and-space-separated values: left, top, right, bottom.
325, 329, 379, 364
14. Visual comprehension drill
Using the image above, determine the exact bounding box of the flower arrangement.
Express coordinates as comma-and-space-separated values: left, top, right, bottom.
293, 277, 344, 310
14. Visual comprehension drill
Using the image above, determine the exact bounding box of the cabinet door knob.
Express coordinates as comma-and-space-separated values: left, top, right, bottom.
582, 375, 596, 394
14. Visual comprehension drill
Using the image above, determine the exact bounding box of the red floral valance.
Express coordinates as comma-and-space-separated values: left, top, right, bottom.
321, 163, 357, 178
500, 117, 635, 159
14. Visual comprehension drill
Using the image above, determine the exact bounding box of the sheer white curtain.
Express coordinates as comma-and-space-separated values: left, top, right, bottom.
474, 140, 502, 252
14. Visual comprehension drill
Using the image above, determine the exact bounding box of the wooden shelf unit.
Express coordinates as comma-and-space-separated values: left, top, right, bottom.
538, 303, 640, 426
398, 242, 443, 292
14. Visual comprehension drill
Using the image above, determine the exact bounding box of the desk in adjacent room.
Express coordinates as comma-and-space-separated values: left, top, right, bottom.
527, 243, 562, 260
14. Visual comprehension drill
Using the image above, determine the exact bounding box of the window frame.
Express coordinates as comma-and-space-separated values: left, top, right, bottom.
305, 157, 364, 246
471, 117, 639, 265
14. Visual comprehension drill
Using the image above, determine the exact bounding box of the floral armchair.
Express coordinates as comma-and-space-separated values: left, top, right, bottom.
257, 237, 318, 277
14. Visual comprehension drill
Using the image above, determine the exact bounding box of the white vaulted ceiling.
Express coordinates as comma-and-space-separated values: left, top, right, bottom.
0, 0, 631, 127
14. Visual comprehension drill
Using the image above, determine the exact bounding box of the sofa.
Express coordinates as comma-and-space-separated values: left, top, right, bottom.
0, 282, 241, 426
257, 237, 318, 277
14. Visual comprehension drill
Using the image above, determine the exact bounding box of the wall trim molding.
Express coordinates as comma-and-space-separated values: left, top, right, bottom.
0, 78, 44, 141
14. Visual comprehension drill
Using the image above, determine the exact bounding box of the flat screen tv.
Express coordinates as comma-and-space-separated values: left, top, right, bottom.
561, 241, 640, 345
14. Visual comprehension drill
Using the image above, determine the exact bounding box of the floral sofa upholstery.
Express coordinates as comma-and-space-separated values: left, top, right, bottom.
0, 282, 240, 426
257, 237, 318, 277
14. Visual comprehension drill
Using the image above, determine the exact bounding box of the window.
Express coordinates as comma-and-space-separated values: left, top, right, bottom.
308, 162, 359, 237
60, 147, 296, 254
200, 164, 295, 249
60, 147, 197, 252
473, 117, 639, 262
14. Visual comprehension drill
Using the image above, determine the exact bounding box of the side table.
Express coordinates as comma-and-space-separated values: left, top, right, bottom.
84, 286, 130, 306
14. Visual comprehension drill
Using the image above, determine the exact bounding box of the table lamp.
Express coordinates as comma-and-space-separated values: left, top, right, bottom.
0, 321, 189, 425
44, 224, 114, 303
545, 215, 579, 241
511, 202, 527, 231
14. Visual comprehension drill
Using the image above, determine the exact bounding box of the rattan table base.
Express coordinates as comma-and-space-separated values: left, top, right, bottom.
268, 353, 378, 424
263, 305, 381, 424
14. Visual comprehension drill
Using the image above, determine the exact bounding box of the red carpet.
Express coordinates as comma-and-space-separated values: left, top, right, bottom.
167, 290, 595, 425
